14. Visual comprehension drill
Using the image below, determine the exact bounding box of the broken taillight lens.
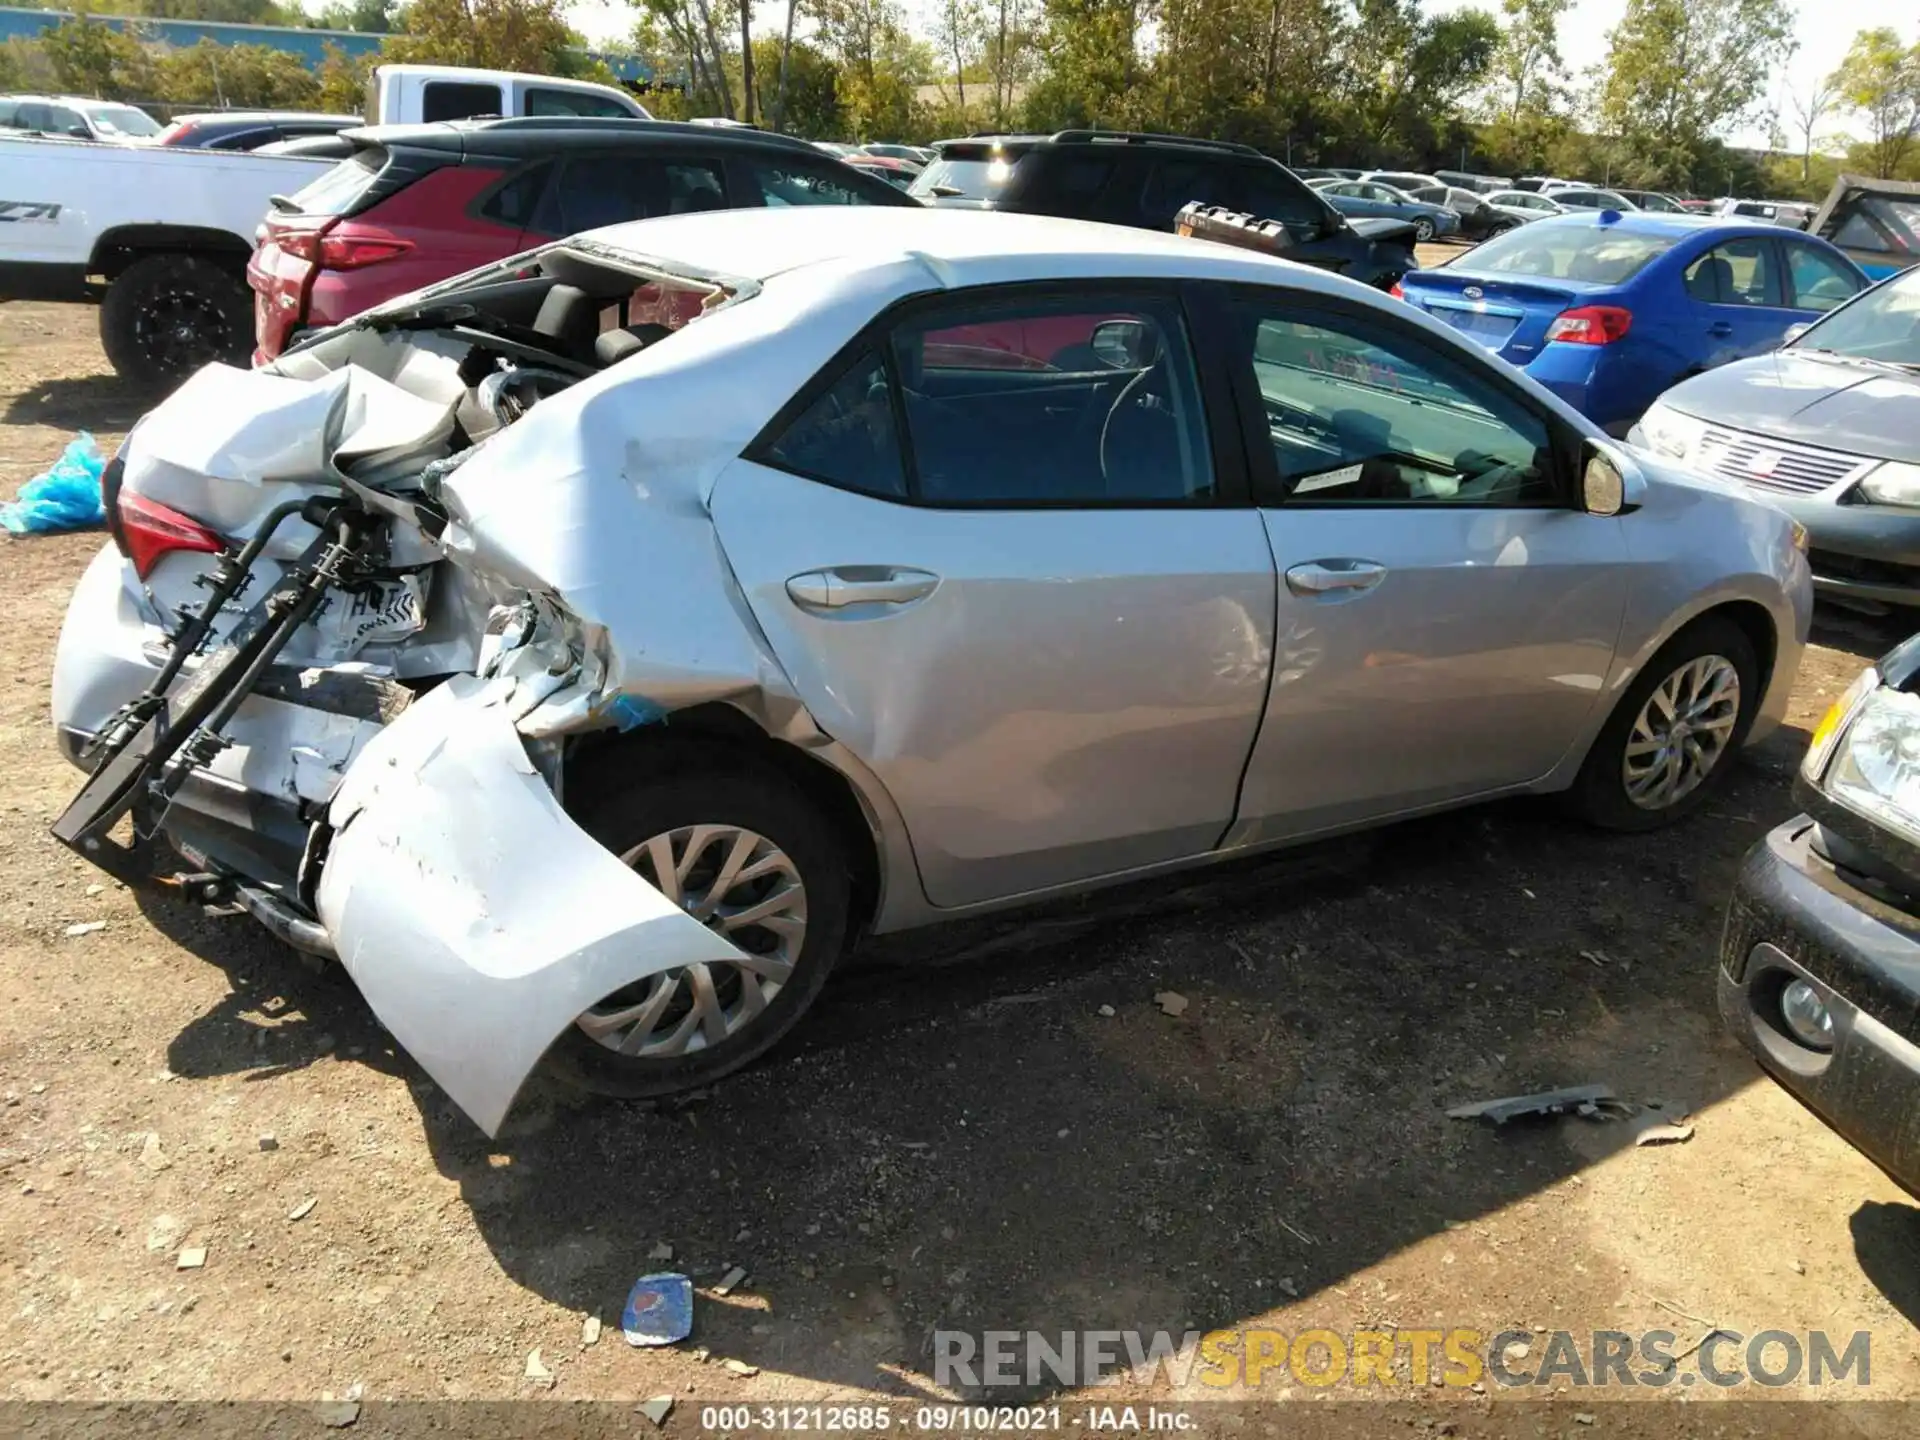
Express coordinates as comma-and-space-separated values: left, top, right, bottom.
115, 491, 223, 580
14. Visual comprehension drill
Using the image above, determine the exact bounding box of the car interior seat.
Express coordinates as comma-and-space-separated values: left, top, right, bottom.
532, 283, 600, 362
1687, 256, 1734, 304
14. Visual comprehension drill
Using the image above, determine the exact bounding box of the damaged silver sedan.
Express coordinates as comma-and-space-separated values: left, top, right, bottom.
51, 207, 1812, 1136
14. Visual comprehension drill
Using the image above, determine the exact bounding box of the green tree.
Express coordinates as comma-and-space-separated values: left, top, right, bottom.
812, 0, 931, 139
1488, 0, 1567, 124
1020, 0, 1145, 131
750, 32, 841, 135
38, 15, 156, 99
1598, 0, 1794, 188
1830, 27, 1920, 180
313, 0, 396, 31
316, 39, 376, 111
156, 37, 322, 108
382, 0, 575, 74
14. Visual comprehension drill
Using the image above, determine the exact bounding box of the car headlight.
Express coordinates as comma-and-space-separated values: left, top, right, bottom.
1638, 401, 1707, 462
1856, 460, 1920, 507
1803, 666, 1879, 784
1818, 681, 1920, 843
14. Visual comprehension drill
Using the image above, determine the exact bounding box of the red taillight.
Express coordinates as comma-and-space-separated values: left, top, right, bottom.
116, 491, 222, 580
1389, 282, 1405, 299
1545, 305, 1633, 345
317, 233, 413, 269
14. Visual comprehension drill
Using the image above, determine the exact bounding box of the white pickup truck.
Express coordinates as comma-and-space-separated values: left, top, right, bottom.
0, 135, 333, 385
0, 64, 652, 387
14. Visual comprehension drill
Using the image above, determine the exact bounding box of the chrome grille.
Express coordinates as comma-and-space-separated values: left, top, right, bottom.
1697, 426, 1871, 496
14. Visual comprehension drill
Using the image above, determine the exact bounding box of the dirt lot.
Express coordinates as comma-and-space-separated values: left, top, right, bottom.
2, 300, 1919, 1431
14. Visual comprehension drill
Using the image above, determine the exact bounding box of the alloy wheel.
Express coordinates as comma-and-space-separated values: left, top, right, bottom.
135, 288, 235, 375
575, 824, 807, 1056
1621, 654, 1741, 810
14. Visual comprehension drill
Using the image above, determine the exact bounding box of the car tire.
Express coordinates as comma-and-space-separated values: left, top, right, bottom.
1566, 615, 1760, 832
546, 744, 852, 1100
99, 253, 253, 390
1413, 218, 1436, 242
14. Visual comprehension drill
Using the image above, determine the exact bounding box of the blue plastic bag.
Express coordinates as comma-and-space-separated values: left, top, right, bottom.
1, 433, 107, 536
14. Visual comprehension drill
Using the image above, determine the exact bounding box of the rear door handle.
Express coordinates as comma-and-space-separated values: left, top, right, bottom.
1708, 321, 1734, 337
786, 567, 940, 609
1285, 560, 1388, 597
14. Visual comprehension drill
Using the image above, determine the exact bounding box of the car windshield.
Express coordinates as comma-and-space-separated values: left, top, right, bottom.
1793, 268, 1920, 365
88, 104, 160, 137
908, 154, 1025, 200
1447, 225, 1674, 284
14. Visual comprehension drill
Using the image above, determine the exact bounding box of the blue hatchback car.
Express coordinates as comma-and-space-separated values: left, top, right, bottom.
1394, 212, 1870, 433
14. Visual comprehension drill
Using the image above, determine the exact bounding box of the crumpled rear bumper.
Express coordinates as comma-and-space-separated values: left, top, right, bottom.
315, 675, 756, 1136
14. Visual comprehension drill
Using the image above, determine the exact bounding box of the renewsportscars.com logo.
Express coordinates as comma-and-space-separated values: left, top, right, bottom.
933, 1328, 1872, 1391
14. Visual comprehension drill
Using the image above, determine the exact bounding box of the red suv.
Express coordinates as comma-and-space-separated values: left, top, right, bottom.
248, 117, 915, 364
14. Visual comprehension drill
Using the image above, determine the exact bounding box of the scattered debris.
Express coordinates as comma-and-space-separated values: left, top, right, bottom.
315, 1398, 361, 1428
1446, 1084, 1617, 1125
2, 432, 106, 535
1574, 1414, 1595, 1426
63, 921, 106, 938
1154, 991, 1189, 1017
287, 1197, 317, 1222
1277, 1277, 1299, 1298
582, 1315, 601, 1347
1649, 1295, 1716, 1328
1276, 1216, 1317, 1247
639, 1396, 675, 1427
1633, 1120, 1695, 1147
524, 1348, 553, 1386
1097, 1004, 1116, 1017
648, 1240, 674, 1261
176, 1246, 206, 1270
1790, 1258, 1806, 1275
257, 1133, 279, 1152
723, 1358, 760, 1377
623, 1272, 694, 1347
714, 1264, 748, 1296
139, 1133, 170, 1173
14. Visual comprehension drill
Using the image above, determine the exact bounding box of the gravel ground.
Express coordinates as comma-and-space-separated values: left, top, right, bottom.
1, 299, 1918, 1433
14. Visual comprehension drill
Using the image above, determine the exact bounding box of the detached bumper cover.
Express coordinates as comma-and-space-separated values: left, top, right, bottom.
1718, 817, 1920, 1195
316, 675, 757, 1137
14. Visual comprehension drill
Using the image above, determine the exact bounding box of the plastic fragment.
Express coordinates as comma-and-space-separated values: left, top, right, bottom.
1155, 991, 1189, 1017
623, 1272, 694, 1347
714, 1264, 748, 1296
639, 1396, 675, 1426
1446, 1084, 1616, 1124
2, 433, 106, 535
605, 693, 669, 731
176, 1246, 207, 1270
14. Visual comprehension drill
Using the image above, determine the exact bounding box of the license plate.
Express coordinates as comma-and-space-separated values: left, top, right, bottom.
1431, 306, 1518, 348
312, 573, 431, 656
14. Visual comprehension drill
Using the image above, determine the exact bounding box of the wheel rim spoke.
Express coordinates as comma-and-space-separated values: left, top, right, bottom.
1621, 653, 1741, 811
580, 820, 809, 1057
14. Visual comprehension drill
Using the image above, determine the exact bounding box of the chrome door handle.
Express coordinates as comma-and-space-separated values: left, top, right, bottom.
1285, 560, 1387, 596
786, 567, 940, 609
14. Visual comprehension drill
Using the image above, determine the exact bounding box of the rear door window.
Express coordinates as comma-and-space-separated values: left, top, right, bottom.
479, 164, 552, 228
1141, 159, 1236, 228
525, 87, 634, 118
421, 81, 505, 123
740, 160, 871, 206
1234, 164, 1325, 229
1684, 239, 1785, 306
535, 155, 727, 234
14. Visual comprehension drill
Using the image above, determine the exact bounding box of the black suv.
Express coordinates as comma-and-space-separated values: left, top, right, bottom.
911, 130, 1415, 289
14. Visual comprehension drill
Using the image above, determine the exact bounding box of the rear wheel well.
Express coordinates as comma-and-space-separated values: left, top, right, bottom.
90, 226, 253, 283
564, 707, 884, 938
